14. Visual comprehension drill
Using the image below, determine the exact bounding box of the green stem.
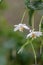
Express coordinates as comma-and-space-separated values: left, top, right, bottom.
31, 39, 37, 64
18, 39, 37, 64
21, 10, 27, 23
40, 44, 42, 55
39, 16, 43, 55
18, 40, 29, 54
28, 9, 34, 27
40, 39, 43, 55
39, 16, 43, 31
32, 13, 35, 31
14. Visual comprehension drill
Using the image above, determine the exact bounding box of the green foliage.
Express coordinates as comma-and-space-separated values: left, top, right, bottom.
25, 0, 43, 10
0, 0, 6, 9
0, 0, 43, 65
25, 0, 43, 26
0, 19, 43, 65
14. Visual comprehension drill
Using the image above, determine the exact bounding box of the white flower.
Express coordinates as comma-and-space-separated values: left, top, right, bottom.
27, 31, 42, 38
14, 23, 31, 32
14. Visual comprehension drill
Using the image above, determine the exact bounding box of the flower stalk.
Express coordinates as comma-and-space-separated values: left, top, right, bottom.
18, 40, 29, 54
39, 16, 43, 32
18, 38, 37, 64
21, 10, 27, 23
39, 16, 43, 55
32, 12, 35, 31
31, 39, 37, 64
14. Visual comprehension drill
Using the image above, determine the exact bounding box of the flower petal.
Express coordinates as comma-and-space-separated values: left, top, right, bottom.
14, 27, 19, 31
14, 25, 18, 27
33, 32, 42, 37
26, 31, 42, 38
23, 25, 30, 30
26, 32, 32, 38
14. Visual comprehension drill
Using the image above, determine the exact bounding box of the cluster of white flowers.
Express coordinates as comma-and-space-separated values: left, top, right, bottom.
14, 23, 42, 39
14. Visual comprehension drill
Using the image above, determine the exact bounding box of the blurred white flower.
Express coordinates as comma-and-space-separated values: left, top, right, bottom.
14, 23, 31, 32
27, 31, 42, 38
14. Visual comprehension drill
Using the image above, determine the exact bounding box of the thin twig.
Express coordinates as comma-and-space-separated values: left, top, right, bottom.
18, 40, 29, 54
21, 10, 27, 23
32, 12, 35, 31
39, 16, 43, 31
39, 16, 43, 55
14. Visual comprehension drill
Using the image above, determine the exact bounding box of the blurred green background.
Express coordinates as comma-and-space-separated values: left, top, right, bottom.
0, 0, 43, 65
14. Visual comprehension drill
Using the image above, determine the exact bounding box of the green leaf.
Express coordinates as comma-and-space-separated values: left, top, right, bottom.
25, 0, 43, 26
25, 0, 43, 10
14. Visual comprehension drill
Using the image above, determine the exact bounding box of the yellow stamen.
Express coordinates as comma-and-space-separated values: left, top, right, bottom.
19, 27, 24, 31
32, 33, 36, 38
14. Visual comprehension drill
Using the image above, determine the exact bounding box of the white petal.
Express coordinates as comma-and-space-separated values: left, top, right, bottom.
19, 23, 30, 30
14, 25, 18, 27
14, 27, 19, 31
34, 32, 42, 37
26, 32, 33, 38
19, 23, 23, 26
29, 30, 32, 32
19, 23, 25, 26
23, 25, 30, 30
